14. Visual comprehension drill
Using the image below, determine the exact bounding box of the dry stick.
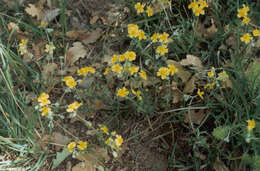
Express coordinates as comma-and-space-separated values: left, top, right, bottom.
55, 120, 78, 139
159, 106, 209, 114
125, 113, 173, 143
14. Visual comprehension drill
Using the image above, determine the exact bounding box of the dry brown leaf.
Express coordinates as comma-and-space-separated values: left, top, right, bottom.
66, 42, 87, 65
205, 18, 218, 38
226, 35, 236, 49
183, 74, 199, 93
66, 30, 85, 39
82, 28, 102, 45
213, 157, 229, 171
196, 18, 218, 38
8, 22, 20, 33
180, 54, 203, 69
42, 63, 58, 80
172, 89, 183, 104
32, 43, 42, 60
90, 16, 100, 25
42, 63, 57, 74
42, 8, 61, 23
167, 60, 191, 83
52, 132, 71, 151
25, 4, 42, 20
23, 54, 33, 63
184, 109, 207, 125
151, 1, 171, 14
73, 146, 110, 171
195, 152, 206, 160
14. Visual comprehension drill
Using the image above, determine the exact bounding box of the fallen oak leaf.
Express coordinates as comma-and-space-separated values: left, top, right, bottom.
66, 42, 87, 65
25, 4, 42, 20
180, 54, 203, 69
81, 28, 103, 45
74, 146, 110, 171
66, 30, 85, 39
167, 60, 191, 83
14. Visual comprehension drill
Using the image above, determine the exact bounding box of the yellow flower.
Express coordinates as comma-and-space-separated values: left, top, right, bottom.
157, 67, 170, 80
159, 32, 169, 43
45, 44, 56, 55
62, 76, 77, 88
139, 70, 147, 80
77, 67, 96, 76
105, 137, 113, 145
146, 6, 153, 17
246, 120, 255, 131
128, 24, 139, 38
240, 33, 252, 44
77, 141, 88, 150
188, 0, 208, 16
117, 87, 129, 97
138, 30, 147, 40
38, 92, 51, 106
242, 16, 250, 25
104, 67, 110, 75
100, 125, 109, 135
151, 33, 160, 43
132, 89, 142, 100
124, 51, 136, 61
156, 45, 168, 56
204, 82, 215, 90
217, 71, 229, 81
41, 107, 51, 117
111, 55, 118, 64
197, 89, 204, 99
168, 64, 178, 76
253, 29, 260, 37
112, 64, 123, 74
115, 135, 123, 148
67, 142, 76, 152
237, 4, 249, 18
207, 67, 215, 77
118, 54, 126, 62
66, 101, 82, 112
39, 21, 48, 28
128, 66, 139, 75
134, 2, 145, 14
18, 39, 28, 55
38, 92, 49, 101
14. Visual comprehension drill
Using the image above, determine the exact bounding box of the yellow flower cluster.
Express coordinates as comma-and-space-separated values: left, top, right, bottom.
39, 21, 48, 28
151, 32, 173, 56
77, 67, 96, 76
188, 0, 208, 16
18, 39, 28, 55
132, 89, 142, 100
157, 64, 178, 80
100, 125, 109, 135
128, 24, 147, 40
45, 43, 56, 55
66, 101, 82, 112
197, 89, 204, 99
253, 29, 260, 37
108, 51, 147, 80
237, 4, 250, 25
67, 141, 88, 152
246, 120, 255, 131
62, 76, 77, 89
134, 2, 153, 16
37, 93, 52, 117
117, 87, 130, 97
105, 134, 124, 151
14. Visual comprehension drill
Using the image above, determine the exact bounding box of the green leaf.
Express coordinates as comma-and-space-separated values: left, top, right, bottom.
52, 147, 71, 170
